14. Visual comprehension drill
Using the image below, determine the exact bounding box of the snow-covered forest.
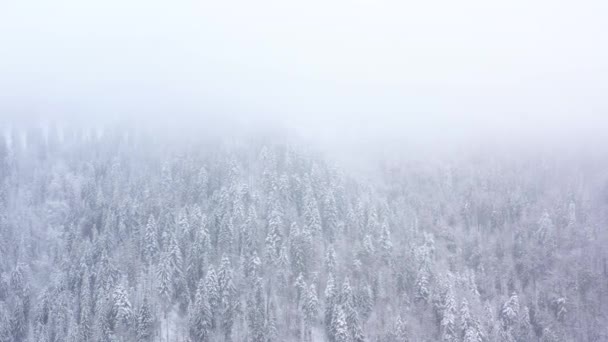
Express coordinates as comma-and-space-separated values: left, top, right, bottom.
0, 124, 607, 342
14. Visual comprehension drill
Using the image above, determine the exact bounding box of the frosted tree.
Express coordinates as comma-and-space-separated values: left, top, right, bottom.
79, 270, 93, 342
94, 292, 116, 342
324, 274, 338, 340
266, 302, 279, 342
552, 296, 567, 322
144, 215, 159, 266
0, 302, 11, 342
166, 231, 189, 310
325, 244, 337, 274
415, 269, 430, 303
463, 326, 483, 342
362, 234, 375, 258
218, 256, 237, 341
394, 315, 409, 342
295, 273, 306, 302
187, 213, 211, 294
379, 218, 393, 265
323, 190, 338, 242
245, 250, 262, 281
10, 298, 27, 342
189, 279, 212, 341
366, 207, 379, 235
439, 285, 457, 342
536, 211, 554, 244
136, 297, 153, 342
332, 306, 350, 342
303, 283, 319, 341
197, 166, 209, 200
205, 266, 220, 329
157, 250, 173, 340
460, 299, 482, 342
246, 276, 266, 342
355, 284, 373, 322
265, 204, 283, 266
303, 185, 322, 236
500, 293, 519, 331
97, 250, 119, 292
515, 305, 533, 342
33, 321, 49, 342
340, 278, 365, 342
177, 207, 191, 242
290, 222, 313, 277
218, 217, 234, 256
112, 285, 133, 335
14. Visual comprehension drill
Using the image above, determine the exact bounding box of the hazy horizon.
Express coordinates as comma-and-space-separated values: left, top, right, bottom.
2, 0, 608, 155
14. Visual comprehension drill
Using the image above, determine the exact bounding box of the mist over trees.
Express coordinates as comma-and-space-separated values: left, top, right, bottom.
0, 123, 607, 342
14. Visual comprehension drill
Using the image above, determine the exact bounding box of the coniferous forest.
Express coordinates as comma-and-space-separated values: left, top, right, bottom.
0, 124, 607, 342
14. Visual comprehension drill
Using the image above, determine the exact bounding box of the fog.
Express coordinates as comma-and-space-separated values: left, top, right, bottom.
1, 0, 608, 155
3, 2, 608, 341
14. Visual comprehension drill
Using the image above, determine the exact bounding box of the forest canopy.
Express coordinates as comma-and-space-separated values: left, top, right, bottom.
0, 123, 607, 341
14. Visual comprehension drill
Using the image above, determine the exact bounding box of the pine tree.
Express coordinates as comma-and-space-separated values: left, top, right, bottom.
166, 231, 189, 310
463, 326, 482, 342
266, 302, 279, 342
440, 285, 457, 342
325, 245, 337, 274
98, 250, 119, 292
10, 298, 27, 342
33, 321, 49, 342
79, 269, 93, 342
177, 207, 191, 237
218, 256, 237, 341
515, 305, 533, 342
459, 299, 483, 342
325, 274, 338, 340
394, 315, 409, 342
366, 207, 379, 235
303, 185, 322, 236
290, 222, 312, 276
379, 219, 393, 265
144, 215, 159, 265
247, 276, 266, 342
355, 284, 373, 322
157, 250, 173, 340
205, 266, 220, 329
362, 234, 375, 259
552, 296, 567, 322
415, 269, 430, 303
536, 211, 554, 244
218, 217, 234, 255
0, 302, 10, 342
136, 298, 153, 342
333, 306, 350, 342
189, 214, 211, 289
94, 292, 116, 342
460, 298, 471, 336
157, 252, 172, 304
112, 285, 133, 329
197, 166, 209, 199
265, 205, 283, 266
303, 283, 319, 341
295, 273, 306, 302
500, 293, 519, 330
189, 279, 212, 341
323, 190, 338, 242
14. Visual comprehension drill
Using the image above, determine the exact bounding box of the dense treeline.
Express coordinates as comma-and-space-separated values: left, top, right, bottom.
0, 125, 607, 341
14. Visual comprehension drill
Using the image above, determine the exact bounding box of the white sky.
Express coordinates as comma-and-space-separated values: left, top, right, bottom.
1, 0, 607, 150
